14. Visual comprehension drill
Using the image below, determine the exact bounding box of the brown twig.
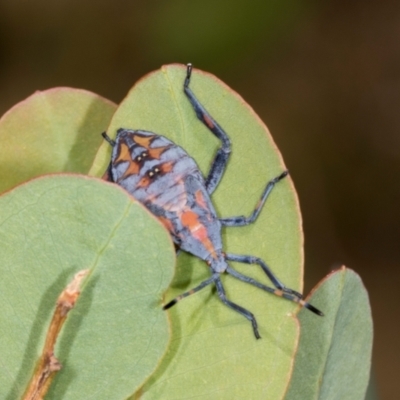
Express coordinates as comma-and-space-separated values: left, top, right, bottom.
22, 269, 89, 400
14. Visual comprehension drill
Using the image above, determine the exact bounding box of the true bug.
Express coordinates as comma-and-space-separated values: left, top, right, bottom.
102, 64, 323, 339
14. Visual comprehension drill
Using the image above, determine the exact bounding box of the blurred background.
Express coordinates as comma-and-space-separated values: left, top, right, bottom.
0, 1, 398, 398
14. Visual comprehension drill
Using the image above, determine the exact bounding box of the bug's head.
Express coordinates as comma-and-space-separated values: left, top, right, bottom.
207, 251, 228, 274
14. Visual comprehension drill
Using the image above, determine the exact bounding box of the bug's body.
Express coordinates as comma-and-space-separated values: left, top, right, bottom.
108, 129, 226, 271
104, 64, 322, 339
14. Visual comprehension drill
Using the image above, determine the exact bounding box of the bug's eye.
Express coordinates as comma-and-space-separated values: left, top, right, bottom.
136, 152, 148, 162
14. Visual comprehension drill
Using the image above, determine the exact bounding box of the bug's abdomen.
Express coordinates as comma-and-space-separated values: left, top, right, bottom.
110, 129, 223, 261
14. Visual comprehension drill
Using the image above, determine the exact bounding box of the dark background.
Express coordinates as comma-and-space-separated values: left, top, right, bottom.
0, 1, 398, 398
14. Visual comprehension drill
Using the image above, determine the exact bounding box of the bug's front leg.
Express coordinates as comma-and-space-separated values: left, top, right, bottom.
184, 63, 231, 195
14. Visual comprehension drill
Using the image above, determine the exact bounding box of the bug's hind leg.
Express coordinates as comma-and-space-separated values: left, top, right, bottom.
219, 170, 288, 226
225, 254, 323, 316
163, 271, 261, 338
214, 277, 261, 339
225, 253, 301, 297
163, 273, 219, 310
184, 63, 231, 195
225, 253, 296, 298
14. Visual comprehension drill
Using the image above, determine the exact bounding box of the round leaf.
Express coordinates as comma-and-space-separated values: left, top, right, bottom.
92, 64, 304, 398
0, 88, 116, 195
286, 267, 373, 400
0, 175, 175, 399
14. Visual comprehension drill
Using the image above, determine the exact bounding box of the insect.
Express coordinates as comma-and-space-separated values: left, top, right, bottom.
102, 63, 323, 339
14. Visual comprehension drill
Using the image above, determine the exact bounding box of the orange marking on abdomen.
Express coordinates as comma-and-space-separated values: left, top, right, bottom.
115, 142, 131, 163
195, 189, 207, 209
137, 176, 151, 188
181, 210, 198, 228
133, 134, 154, 149
181, 210, 216, 258
148, 145, 169, 159
160, 162, 174, 174
122, 160, 140, 177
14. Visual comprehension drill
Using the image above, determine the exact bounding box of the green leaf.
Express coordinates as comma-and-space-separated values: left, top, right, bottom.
0, 175, 175, 399
0, 88, 116, 195
92, 64, 304, 398
286, 267, 373, 400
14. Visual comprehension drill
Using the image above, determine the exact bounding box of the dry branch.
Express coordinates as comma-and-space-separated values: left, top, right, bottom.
22, 269, 89, 400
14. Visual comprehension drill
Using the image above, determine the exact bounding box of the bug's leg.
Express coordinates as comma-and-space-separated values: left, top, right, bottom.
184, 63, 231, 194
225, 252, 301, 297
214, 277, 260, 339
163, 274, 218, 310
219, 170, 288, 226
225, 265, 323, 316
